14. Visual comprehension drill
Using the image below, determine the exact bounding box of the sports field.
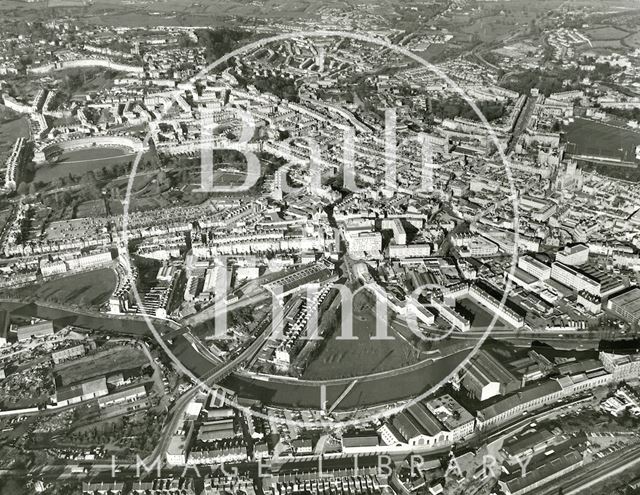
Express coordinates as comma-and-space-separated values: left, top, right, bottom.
563, 118, 640, 162
301, 292, 422, 380
34, 147, 136, 182
6, 268, 117, 309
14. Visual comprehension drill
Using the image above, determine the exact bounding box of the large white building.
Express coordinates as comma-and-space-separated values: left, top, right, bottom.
456, 236, 499, 258
556, 244, 589, 266
600, 351, 640, 380
607, 288, 640, 325
551, 261, 600, 296
344, 229, 382, 257
518, 255, 551, 280
387, 243, 431, 259
28, 58, 144, 75
66, 251, 113, 271
388, 218, 406, 245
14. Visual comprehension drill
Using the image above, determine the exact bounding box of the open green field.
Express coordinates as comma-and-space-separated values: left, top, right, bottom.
590, 39, 624, 49
128, 195, 173, 212
586, 26, 630, 40
34, 147, 136, 182
54, 345, 147, 386
563, 118, 640, 162
301, 292, 422, 380
0, 114, 29, 161
75, 199, 107, 218
624, 31, 640, 49
5, 268, 116, 309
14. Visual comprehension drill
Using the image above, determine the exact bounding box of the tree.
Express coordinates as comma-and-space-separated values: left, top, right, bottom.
61, 191, 73, 207
196, 28, 252, 62
157, 169, 167, 186
80, 171, 97, 185
16, 182, 28, 195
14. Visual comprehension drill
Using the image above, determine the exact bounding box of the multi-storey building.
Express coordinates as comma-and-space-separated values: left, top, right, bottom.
387, 243, 432, 259
344, 230, 382, 257
425, 394, 475, 442
556, 243, 589, 266
462, 349, 520, 401
550, 261, 600, 296
600, 351, 640, 380
468, 282, 526, 328
518, 255, 551, 280
607, 287, 640, 325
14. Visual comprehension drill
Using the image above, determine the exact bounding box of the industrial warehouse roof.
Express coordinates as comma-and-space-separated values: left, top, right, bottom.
464, 349, 519, 388
56, 376, 108, 402
479, 380, 562, 420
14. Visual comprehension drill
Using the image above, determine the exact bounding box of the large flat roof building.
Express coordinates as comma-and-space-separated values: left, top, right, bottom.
518, 255, 551, 280
425, 394, 475, 441
98, 385, 147, 410
462, 349, 520, 401
556, 243, 589, 266
392, 403, 451, 448
607, 287, 640, 325
550, 261, 600, 296
55, 376, 108, 406
197, 419, 236, 442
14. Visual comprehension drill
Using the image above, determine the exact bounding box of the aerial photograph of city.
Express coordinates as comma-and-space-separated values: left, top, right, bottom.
1, 0, 640, 493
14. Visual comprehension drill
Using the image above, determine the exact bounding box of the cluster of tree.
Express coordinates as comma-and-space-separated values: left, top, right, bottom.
62, 71, 86, 94
578, 161, 640, 182
229, 306, 254, 328
15, 182, 38, 196
208, 149, 247, 165
426, 97, 507, 122
178, 33, 197, 49
9, 21, 57, 42
45, 90, 68, 112
603, 106, 640, 122
503, 63, 620, 97
106, 39, 132, 53
195, 28, 253, 63
133, 255, 162, 287
0, 479, 33, 495
249, 74, 299, 103
59, 68, 116, 95
502, 68, 579, 97
589, 62, 620, 79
